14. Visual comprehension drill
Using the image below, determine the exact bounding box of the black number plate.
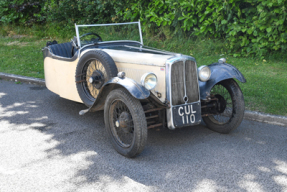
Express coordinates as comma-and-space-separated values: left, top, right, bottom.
172, 102, 201, 128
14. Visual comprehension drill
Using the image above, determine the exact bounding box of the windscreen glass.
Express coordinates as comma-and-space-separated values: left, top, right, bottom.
77, 23, 141, 47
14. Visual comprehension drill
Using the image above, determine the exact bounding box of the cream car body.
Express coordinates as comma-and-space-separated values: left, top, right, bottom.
42, 21, 246, 157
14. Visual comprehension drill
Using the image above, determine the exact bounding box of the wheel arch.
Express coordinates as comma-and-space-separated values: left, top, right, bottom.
199, 63, 246, 100
79, 77, 150, 115
202, 78, 245, 134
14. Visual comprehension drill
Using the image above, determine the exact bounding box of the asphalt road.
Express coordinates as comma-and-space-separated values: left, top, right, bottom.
0, 80, 286, 192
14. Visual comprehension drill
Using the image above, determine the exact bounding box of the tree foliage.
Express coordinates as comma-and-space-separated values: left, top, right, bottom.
1, 0, 287, 57
0, 0, 42, 24
120, 0, 287, 57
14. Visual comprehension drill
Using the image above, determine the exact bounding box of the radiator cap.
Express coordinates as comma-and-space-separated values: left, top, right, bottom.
218, 58, 226, 63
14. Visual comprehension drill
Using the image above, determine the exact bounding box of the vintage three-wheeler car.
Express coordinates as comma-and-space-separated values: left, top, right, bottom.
42, 21, 246, 157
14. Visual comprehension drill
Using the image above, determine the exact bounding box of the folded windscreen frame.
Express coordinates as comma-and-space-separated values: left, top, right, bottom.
75, 21, 143, 49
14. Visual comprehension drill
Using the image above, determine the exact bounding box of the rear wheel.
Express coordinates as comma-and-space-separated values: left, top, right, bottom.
104, 88, 147, 158
203, 79, 244, 134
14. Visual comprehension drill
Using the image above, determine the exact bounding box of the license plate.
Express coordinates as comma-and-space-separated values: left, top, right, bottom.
172, 102, 201, 128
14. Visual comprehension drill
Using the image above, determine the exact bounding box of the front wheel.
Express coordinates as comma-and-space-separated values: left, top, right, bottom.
104, 88, 147, 158
203, 79, 245, 134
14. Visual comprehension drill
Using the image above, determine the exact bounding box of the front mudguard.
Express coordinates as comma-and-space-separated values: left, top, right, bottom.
199, 63, 246, 100
79, 77, 150, 115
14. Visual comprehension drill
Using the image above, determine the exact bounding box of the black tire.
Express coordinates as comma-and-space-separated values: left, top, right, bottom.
202, 79, 244, 134
76, 50, 118, 107
104, 88, 147, 158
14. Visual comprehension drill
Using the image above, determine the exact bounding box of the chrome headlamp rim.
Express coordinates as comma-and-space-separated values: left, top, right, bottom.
198, 65, 211, 82
141, 72, 157, 90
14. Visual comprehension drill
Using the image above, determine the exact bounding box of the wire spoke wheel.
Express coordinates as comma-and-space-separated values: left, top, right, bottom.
104, 88, 147, 158
209, 84, 233, 124
202, 79, 245, 134
83, 59, 107, 100
109, 100, 134, 148
76, 50, 118, 107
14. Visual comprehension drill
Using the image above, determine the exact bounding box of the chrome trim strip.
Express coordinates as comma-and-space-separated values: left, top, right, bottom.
123, 45, 175, 55
138, 20, 143, 45
75, 23, 81, 48
183, 60, 188, 104
76, 21, 140, 27
140, 45, 180, 55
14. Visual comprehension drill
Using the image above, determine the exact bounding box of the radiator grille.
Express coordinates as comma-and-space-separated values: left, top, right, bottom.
171, 61, 185, 105
171, 60, 199, 105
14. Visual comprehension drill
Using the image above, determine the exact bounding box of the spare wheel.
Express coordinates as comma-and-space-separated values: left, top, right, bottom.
75, 50, 118, 107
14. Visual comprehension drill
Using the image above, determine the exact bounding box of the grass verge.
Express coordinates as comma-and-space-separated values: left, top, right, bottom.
0, 24, 286, 116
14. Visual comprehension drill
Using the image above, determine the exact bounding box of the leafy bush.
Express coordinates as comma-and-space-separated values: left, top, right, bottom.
41, 0, 119, 25
1, 0, 286, 57
0, 0, 43, 25
119, 0, 287, 57
226, 0, 287, 57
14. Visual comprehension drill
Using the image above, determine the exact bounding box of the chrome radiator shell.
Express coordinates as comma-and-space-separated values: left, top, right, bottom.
165, 56, 201, 129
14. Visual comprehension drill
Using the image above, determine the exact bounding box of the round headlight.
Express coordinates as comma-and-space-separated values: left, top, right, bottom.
141, 73, 157, 90
198, 65, 211, 82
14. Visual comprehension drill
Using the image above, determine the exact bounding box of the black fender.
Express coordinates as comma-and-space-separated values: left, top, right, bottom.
79, 77, 150, 115
199, 63, 246, 100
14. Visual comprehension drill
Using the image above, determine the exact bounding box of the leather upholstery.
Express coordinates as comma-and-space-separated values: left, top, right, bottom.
48, 42, 75, 58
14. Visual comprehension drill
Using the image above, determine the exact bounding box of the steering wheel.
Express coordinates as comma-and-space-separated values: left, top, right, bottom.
71, 33, 103, 56
80, 32, 103, 42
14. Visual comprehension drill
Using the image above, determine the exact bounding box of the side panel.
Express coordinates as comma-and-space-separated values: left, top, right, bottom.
45, 48, 168, 104
81, 48, 170, 103
44, 57, 82, 103
199, 63, 246, 100
115, 62, 166, 103
102, 49, 168, 103
102, 49, 173, 67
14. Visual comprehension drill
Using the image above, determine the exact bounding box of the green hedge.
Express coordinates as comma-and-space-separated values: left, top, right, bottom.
0, 0, 42, 24
1, 0, 287, 57
120, 0, 287, 58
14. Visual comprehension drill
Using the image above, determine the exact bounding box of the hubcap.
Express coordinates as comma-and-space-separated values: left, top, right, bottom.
115, 120, 120, 128
85, 60, 107, 99
215, 94, 227, 113
110, 100, 134, 148
118, 112, 132, 133
90, 70, 104, 89
208, 83, 233, 124
89, 77, 93, 83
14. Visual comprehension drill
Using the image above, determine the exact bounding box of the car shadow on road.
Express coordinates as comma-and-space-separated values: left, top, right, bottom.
1, 81, 287, 191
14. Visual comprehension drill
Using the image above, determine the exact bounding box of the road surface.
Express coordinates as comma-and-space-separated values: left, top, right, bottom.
0, 80, 286, 192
